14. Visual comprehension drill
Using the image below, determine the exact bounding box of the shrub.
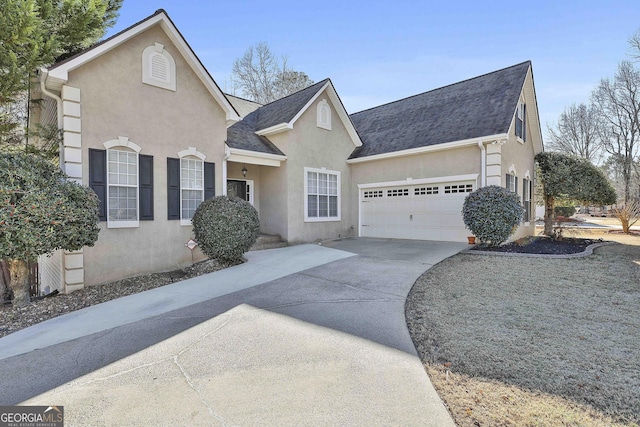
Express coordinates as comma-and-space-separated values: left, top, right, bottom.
192, 195, 260, 263
554, 206, 576, 218
462, 185, 524, 246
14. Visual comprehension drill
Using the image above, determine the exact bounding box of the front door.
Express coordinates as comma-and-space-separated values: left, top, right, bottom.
227, 180, 247, 201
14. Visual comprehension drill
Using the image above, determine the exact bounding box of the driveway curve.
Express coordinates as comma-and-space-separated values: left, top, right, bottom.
1, 238, 466, 426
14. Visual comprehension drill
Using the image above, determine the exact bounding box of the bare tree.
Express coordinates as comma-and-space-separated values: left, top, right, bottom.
232, 43, 313, 104
546, 103, 603, 163
592, 61, 640, 203
630, 28, 640, 61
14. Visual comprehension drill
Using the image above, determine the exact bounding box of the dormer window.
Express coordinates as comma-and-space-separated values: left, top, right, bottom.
515, 101, 526, 141
317, 99, 331, 130
142, 43, 176, 91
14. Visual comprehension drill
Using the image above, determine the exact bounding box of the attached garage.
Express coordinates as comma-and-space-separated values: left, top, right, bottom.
358, 175, 477, 242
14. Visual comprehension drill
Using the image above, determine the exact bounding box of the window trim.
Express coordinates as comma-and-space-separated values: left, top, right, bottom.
523, 177, 532, 225
142, 43, 176, 91
178, 147, 206, 226
104, 138, 141, 229
304, 167, 341, 222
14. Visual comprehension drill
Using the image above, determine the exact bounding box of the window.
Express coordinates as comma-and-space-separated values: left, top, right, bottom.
363, 190, 383, 198
444, 184, 473, 194
305, 168, 340, 221
107, 149, 138, 225
415, 186, 439, 195
317, 99, 331, 130
89, 139, 153, 226
523, 178, 532, 222
387, 188, 409, 197
515, 102, 526, 141
506, 173, 518, 194
142, 43, 176, 91
180, 157, 204, 221
167, 149, 214, 223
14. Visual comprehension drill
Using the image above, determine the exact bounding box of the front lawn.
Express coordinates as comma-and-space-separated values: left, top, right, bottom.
406, 241, 640, 426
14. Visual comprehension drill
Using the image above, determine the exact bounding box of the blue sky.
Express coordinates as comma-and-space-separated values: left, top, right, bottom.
106, 1, 640, 140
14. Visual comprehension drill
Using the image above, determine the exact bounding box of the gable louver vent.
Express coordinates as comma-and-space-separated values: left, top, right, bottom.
150, 53, 170, 83
142, 43, 176, 91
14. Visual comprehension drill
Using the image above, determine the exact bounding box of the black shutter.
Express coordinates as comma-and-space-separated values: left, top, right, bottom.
88, 148, 107, 221
515, 176, 519, 195
139, 154, 154, 220
204, 162, 215, 200
167, 157, 180, 220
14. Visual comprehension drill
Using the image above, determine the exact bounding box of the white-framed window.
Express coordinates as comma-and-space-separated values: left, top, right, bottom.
305, 167, 340, 222
180, 157, 204, 224
142, 43, 176, 91
106, 149, 139, 227
523, 177, 532, 223
506, 173, 517, 194
515, 101, 526, 141
317, 99, 331, 130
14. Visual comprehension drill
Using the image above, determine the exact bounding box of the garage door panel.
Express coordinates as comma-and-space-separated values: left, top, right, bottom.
360, 181, 472, 242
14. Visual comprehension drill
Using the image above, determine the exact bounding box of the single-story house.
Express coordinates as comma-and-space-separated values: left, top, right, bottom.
33, 9, 543, 294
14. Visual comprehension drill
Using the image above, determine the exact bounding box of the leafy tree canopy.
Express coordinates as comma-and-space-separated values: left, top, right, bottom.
536, 152, 616, 236
536, 152, 616, 205
0, 0, 123, 147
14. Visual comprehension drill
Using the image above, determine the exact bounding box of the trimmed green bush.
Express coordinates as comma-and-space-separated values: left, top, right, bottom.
462, 185, 524, 246
554, 206, 576, 218
192, 195, 260, 263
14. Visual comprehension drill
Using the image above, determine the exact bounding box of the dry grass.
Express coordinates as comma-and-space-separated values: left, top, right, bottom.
407, 231, 640, 427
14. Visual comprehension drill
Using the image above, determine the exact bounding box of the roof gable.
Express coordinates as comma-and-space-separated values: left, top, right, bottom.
227, 79, 362, 154
42, 9, 240, 123
349, 61, 531, 159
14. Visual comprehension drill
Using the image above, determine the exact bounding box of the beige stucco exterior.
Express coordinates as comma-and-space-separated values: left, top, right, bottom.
56, 25, 229, 286
256, 93, 359, 243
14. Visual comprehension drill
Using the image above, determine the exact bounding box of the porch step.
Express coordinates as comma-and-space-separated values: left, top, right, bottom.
250, 234, 288, 251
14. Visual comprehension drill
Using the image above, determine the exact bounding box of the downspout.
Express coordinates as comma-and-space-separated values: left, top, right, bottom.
222, 144, 230, 195
39, 69, 64, 168
477, 139, 486, 187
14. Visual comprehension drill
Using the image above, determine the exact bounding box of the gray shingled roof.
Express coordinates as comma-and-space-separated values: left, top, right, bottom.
226, 79, 329, 154
349, 61, 531, 159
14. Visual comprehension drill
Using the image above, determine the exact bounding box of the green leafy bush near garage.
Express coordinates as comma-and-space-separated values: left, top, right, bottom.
462, 185, 523, 246
192, 195, 260, 263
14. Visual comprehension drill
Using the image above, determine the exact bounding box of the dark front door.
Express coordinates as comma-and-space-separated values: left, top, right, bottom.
227, 180, 247, 201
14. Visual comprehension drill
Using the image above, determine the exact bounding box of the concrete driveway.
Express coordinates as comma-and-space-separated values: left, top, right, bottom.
0, 238, 467, 426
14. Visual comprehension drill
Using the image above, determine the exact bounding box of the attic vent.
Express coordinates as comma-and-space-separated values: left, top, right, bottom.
150, 53, 170, 83
142, 43, 176, 91
317, 99, 331, 130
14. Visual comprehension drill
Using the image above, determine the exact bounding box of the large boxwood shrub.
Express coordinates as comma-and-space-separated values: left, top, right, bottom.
462, 185, 523, 246
192, 196, 260, 264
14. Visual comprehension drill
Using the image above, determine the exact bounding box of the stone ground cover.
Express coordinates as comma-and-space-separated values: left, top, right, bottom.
406, 230, 640, 427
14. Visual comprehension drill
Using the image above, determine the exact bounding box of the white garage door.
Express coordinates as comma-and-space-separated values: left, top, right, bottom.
360, 181, 474, 242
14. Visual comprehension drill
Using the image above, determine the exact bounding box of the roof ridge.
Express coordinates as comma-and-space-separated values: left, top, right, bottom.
350, 61, 531, 116
259, 78, 330, 107
225, 93, 263, 105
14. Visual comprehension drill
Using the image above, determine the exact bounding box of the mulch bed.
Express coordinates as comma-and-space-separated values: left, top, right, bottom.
470, 237, 604, 255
